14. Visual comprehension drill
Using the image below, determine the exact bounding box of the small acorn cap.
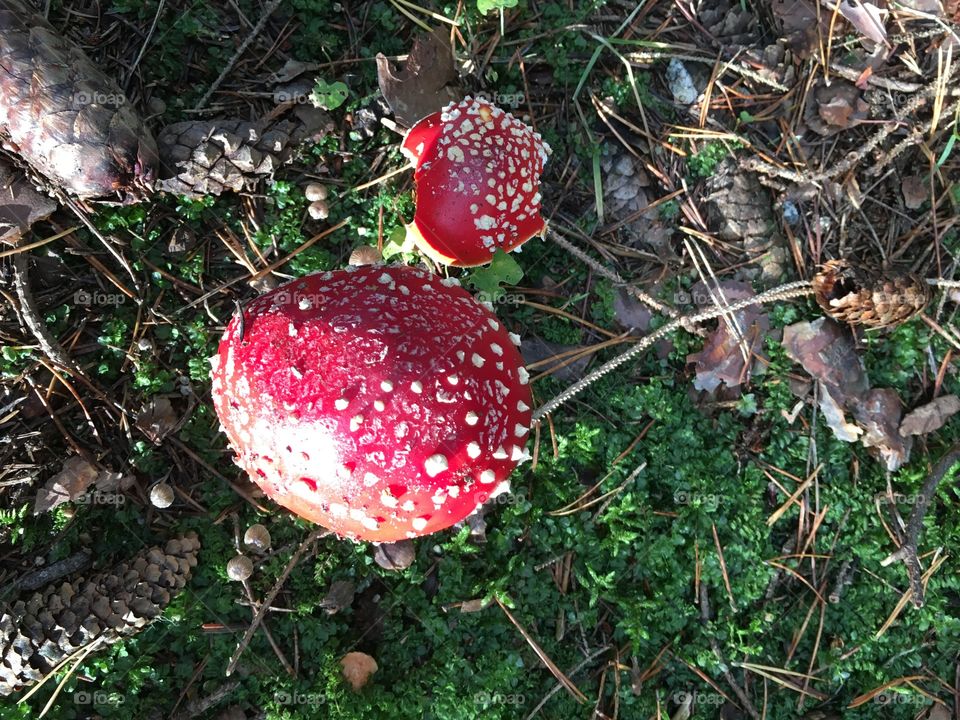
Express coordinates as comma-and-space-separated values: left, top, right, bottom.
305, 183, 329, 201
227, 555, 254, 581
149, 482, 175, 509
243, 523, 272, 552
308, 200, 329, 220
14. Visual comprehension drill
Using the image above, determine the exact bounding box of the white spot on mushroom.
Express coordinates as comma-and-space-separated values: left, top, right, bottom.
509, 332, 521, 346
350, 414, 364, 431
411, 381, 423, 394
412, 517, 428, 532
467, 442, 481, 459
381, 380, 394, 392
329, 503, 348, 518
447, 146, 465, 163
480, 470, 496, 484
485, 193, 496, 205
395, 421, 409, 439
334, 398, 349, 411
361, 516, 379, 531
402, 500, 415, 512
381, 490, 399, 508
517, 400, 530, 412
515, 424, 528, 437
511, 445, 526, 461
518, 367, 530, 384
465, 411, 479, 425
374, 400, 385, 411
447, 374, 459, 385
487, 318, 500, 331
425, 454, 449, 477
490, 343, 504, 356
456, 350, 466, 361
493, 447, 508, 460
471, 353, 485, 368
474, 215, 496, 230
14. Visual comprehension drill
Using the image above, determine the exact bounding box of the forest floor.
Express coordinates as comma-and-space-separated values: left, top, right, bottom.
2, 0, 960, 718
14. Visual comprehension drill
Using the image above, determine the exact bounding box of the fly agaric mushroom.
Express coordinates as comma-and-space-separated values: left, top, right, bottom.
210, 264, 532, 542
400, 97, 550, 267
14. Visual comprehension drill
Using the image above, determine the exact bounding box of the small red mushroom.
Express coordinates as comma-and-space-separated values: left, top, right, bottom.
400, 97, 551, 267
210, 264, 533, 542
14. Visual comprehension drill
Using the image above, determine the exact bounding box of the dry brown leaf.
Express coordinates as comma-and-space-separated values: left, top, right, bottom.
852, 388, 911, 471
34, 456, 99, 514
135, 396, 179, 444
376, 28, 460, 127
0, 156, 57, 245
839, 0, 888, 44
899, 395, 960, 436
340, 651, 378, 691
611, 288, 673, 358
521, 336, 590, 384
819, 384, 863, 442
901, 175, 927, 209
782, 318, 869, 394
687, 281, 769, 394
782, 318, 913, 469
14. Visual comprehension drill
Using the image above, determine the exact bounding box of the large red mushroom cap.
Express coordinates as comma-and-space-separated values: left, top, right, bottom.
210, 264, 533, 542
401, 97, 550, 267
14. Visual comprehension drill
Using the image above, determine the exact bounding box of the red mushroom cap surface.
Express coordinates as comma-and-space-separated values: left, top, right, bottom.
210, 264, 533, 542
401, 97, 550, 267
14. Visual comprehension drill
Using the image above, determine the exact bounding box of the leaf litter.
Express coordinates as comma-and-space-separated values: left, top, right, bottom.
780, 318, 931, 470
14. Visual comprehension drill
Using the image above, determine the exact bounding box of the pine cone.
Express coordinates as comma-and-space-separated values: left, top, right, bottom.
812, 259, 930, 328
0, 0, 158, 200
0, 533, 200, 696
156, 106, 332, 198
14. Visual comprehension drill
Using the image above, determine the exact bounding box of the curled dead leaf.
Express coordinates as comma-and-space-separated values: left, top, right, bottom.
899, 395, 960, 436
376, 28, 460, 127
33, 456, 131, 514
135, 397, 179, 444
852, 388, 911, 471
687, 281, 769, 394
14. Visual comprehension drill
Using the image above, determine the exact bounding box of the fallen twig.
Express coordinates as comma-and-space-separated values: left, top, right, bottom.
225, 527, 328, 676
881, 443, 960, 607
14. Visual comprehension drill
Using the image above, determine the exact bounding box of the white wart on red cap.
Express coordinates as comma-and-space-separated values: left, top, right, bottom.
209, 264, 533, 542
401, 97, 551, 267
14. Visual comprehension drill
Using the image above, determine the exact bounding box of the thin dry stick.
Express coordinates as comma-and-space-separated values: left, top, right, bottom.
699, 584, 760, 720
225, 527, 328, 676
12, 249, 79, 373
881, 443, 960, 607
495, 596, 588, 703
548, 229, 678, 318
192, 0, 285, 111
531, 281, 816, 424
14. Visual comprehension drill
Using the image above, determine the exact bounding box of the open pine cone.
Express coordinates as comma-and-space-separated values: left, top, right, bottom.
156, 107, 332, 197
0, 533, 200, 695
812, 259, 930, 329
